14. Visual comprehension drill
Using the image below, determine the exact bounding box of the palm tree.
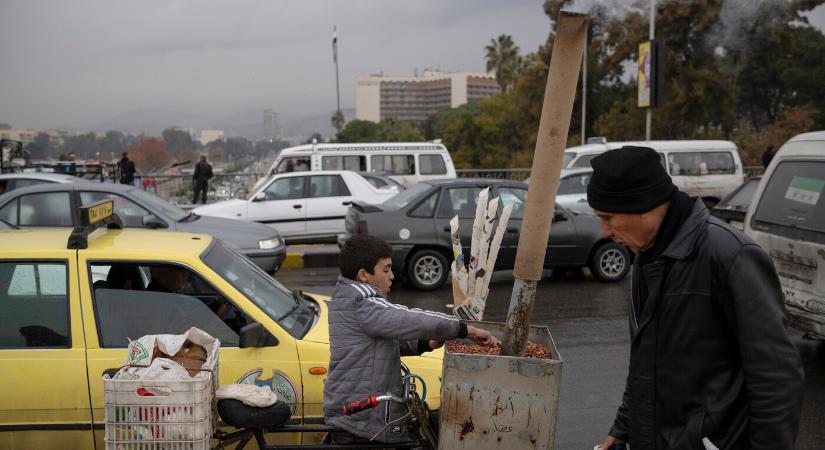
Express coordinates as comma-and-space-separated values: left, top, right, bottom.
331, 110, 346, 132
485, 34, 521, 93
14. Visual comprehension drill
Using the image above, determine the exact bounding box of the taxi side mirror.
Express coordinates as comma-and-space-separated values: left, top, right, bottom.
239, 322, 276, 348
142, 214, 168, 229
253, 192, 266, 202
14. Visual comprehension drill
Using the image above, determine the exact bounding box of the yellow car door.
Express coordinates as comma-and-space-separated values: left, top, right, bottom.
0, 250, 94, 450
75, 251, 306, 447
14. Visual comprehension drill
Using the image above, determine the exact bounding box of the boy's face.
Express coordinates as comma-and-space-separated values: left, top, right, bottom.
359, 257, 394, 295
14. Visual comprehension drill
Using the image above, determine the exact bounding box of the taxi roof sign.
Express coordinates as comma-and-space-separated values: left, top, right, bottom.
68, 199, 123, 249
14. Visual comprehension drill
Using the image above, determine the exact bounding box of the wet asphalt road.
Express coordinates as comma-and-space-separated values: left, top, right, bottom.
277, 267, 825, 450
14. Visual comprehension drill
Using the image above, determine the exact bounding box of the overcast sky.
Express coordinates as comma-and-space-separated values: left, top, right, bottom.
1, 0, 823, 131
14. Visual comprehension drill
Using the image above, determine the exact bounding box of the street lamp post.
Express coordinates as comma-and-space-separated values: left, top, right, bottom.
646, 0, 655, 141
333, 26, 341, 121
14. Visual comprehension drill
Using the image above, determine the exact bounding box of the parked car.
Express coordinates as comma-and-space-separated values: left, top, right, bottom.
262, 141, 457, 188
0, 206, 443, 449
195, 170, 400, 242
710, 176, 761, 230
0, 183, 286, 274
526, 168, 594, 214
343, 179, 630, 290
0, 172, 87, 195
744, 131, 825, 338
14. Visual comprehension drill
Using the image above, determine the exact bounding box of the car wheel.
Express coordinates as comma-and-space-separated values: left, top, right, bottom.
589, 242, 630, 282
407, 249, 448, 291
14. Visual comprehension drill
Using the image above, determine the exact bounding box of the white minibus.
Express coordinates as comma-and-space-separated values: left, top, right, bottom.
264, 141, 457, 188
563, 139, 744, 206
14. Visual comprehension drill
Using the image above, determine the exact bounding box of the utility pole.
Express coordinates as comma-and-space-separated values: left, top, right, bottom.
581, 34, 587, 145
646, 0, 655, 141
333, 26, 341, 119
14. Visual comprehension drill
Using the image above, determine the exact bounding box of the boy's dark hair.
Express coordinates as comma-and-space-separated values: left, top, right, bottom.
339, 234, 392, 280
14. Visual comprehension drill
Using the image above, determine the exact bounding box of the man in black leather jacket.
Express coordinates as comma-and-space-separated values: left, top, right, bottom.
588, 146, 804, 450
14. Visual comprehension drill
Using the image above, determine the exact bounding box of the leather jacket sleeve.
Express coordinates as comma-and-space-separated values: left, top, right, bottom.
723, 244, 804, 449
608, 373, 631, 442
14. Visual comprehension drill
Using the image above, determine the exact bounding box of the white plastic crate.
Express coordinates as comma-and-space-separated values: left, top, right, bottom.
104, 374, 214, 450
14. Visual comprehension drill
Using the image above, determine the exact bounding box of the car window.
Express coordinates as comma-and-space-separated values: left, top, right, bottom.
572, 154, 598, 168
0, 198, 18, 225
321, 155, 365, 171
717, 178, 760, 210
497, 187, 527, 219
364, 176, 387, 188
80, 191, 151, 227
667, 152, 735, 176
18, 192, 72, 227
275, 157, 310, 173
557, 173, 591, 195
129, 189, 189, 222
265, 176, 306, 200
310, 175, 351, 198
202, 241, 315, 339
0, 262, 69, 348
383, 183, 432, 210
437, 186, 483, 219
563, 152, 575, 168
409, 190, 440, 218
420, 154, 447, 175
371, 155, 415, 175
90, 263, 246, 348
751, 160, 825, 244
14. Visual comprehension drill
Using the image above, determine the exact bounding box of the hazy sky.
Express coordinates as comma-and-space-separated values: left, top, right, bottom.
1, 1, 823, 131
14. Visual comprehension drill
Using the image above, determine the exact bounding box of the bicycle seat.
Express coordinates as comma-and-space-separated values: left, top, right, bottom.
217, 398, 291, 430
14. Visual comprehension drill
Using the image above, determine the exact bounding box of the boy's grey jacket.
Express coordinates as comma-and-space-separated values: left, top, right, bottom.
324, 276, 461, 443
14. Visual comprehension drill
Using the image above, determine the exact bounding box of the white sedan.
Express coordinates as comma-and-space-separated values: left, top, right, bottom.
194, 170, 400, 241
526, 168, 594, 214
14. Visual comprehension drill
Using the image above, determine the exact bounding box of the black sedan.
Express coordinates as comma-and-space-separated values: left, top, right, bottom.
342, 179, 630, 290
0, 183, 286, 274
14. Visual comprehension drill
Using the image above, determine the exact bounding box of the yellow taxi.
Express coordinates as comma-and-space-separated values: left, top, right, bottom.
0, 201, 444, 449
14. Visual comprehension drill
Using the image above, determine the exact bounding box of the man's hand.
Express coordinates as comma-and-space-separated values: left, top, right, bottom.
598, 435, 623, 449
428, 339, 444, 349
467, 326, 499, 346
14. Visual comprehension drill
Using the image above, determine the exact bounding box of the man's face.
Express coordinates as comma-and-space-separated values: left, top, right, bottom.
593, 210, 661, 254
361, 257, 394, 295
157, 267, 188, 292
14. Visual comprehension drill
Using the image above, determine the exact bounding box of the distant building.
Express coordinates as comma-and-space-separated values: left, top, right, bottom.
199, 129, 224, 145
263, 109, 278, 140
355, 69, 500, 123
0, 129, 66, 147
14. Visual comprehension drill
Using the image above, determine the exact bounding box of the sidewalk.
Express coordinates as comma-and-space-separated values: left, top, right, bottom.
282, 244, 339, 269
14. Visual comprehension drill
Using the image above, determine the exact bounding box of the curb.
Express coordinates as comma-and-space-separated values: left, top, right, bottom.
282, 246, 339, 270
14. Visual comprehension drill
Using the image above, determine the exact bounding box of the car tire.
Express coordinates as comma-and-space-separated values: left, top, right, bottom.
407, 249, 449, 291
589, 242, 630, 282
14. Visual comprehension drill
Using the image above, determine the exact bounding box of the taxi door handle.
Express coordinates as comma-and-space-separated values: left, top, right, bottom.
293, 204, 302, 209
342, 201, 352, 206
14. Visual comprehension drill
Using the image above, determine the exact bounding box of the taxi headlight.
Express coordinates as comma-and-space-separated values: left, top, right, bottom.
259, 237, 282, 250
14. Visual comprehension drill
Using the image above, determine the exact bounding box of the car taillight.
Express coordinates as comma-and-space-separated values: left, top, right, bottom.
355, 221, 368, 235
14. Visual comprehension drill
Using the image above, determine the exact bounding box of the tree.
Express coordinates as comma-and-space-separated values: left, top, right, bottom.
376, 118, 424, 142
485, 34, 522, 92
333, 120, 379, 142
224, 137, 254, 162
64, 132, 101, 159
25, 133, 52, 160
331, 111, 346, 132
128, 137, 171, 174
162, 127, 197, 155
99, 131, 127, 157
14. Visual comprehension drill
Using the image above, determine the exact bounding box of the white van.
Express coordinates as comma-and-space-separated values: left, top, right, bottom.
563, 140, 744, 206
264, 141, 457, 188
744, 131, 825, 337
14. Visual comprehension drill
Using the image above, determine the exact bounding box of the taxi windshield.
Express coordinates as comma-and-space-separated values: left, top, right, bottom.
202, 240, 314, 338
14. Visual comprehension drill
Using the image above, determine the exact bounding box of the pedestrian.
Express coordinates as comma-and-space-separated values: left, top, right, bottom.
762, 145, 775, 168
324, 234, 497, 445
117, 152, 136, 185
588, 146, 803, 450
192, 154, 213, 204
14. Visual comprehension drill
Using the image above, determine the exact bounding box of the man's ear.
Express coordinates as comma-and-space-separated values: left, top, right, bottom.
356, 268, 368, 283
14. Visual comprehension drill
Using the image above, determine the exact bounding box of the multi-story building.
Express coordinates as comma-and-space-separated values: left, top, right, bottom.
356, 70, 500, 123
198, 129, 224, 145
263, 109, 278, 140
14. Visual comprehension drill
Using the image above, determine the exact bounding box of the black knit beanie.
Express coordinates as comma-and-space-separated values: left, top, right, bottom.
586, 145, 676, 213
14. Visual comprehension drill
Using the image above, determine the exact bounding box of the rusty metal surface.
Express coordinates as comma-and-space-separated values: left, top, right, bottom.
439, 322, 562, 450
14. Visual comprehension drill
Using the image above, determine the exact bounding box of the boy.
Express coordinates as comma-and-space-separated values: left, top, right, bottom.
324, 234, 496, 444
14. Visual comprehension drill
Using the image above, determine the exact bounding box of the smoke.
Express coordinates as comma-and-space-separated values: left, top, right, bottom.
709, 0, 789, 57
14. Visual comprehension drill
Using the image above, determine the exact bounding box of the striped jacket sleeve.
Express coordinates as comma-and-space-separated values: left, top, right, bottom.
351, 284, 460, 341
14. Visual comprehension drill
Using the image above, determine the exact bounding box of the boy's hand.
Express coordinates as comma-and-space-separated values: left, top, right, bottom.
467, 326, 499, 346
429, 339, 445, 349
